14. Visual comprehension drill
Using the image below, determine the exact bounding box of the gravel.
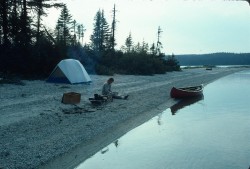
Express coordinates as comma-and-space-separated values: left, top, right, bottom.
0, 67, 247, 169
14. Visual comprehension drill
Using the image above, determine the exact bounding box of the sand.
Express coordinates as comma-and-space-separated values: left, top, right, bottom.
0, 67, 247, 169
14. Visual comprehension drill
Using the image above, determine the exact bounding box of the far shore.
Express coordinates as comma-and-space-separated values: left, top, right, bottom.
0, 67, 248, 169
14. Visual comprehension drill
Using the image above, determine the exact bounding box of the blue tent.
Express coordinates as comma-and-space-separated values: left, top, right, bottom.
47, 59, 91, 84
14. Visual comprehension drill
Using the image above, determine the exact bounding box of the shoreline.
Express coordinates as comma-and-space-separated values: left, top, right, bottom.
0, 67, 247, 169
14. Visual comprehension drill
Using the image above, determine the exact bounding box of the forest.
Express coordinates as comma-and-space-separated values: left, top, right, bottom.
176, 53, 250, 66
0, 1, 180, 78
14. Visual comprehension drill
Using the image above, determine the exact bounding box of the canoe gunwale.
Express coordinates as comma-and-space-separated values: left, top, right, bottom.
170, 85, 203, 98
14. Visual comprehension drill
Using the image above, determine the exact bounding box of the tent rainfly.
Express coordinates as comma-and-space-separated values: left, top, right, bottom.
47, 59, 91, 84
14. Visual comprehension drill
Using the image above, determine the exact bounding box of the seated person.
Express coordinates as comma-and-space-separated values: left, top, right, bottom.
102, 78, 128, 100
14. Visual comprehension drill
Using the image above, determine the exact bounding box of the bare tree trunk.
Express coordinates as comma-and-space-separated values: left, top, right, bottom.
0, 0, 9, 45
36, 5, 42, 44
111, 4, 117, 51
21, 0, 29, 46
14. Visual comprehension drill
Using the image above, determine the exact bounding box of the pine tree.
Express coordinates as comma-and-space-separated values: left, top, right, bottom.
55, 5, 73, 46
19, 0, 32, 47
134, 42, 141, 53
156, 26, 163, 56
90, 9, 102, 52
125, 32, 133, 53
28, 0, 63, 44
1, 0, 33, 47
0, 0, 10, 45
101, 10, 111, 51
150, 43, 157, 55
90, 9, 110, 52
76, 24, 85, 44
9, 0, 20, 45
141, 39, 149, 54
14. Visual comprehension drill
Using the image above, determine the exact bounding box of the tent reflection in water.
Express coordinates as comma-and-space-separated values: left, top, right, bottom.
47, 59, 91, 84
170, 95, 204, 115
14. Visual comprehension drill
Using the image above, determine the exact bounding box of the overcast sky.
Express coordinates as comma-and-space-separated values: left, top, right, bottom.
45, 0, 250, 55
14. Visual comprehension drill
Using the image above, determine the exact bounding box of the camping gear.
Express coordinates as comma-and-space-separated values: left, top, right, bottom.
170, 85, 203, 98
62, 92, 81, 104
89, 94, 112, 105
47, 59, 91, 84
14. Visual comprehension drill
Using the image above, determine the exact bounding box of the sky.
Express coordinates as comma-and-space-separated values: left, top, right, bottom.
45, 0, 250, 55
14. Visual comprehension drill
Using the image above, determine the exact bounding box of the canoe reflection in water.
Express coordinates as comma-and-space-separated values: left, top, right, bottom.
170, 95, 204, 115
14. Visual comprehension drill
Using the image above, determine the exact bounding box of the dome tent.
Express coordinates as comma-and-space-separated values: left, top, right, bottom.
47, 59, 91, 84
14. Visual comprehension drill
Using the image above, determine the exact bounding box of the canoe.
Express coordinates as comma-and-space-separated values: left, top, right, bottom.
170, 85, 203, 98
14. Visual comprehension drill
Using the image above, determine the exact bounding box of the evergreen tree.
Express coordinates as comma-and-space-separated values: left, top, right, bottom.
0, 0, 33, 47
70, 20, 85, 45
131, 40, 148, 54
90, 9, 110, 53
150, 43, 157, 55
90, 9, 102, 52
124, 32, 133, 53
133, 42, 141, 53
156, 26, 163, 56
9, 0, 20, 46
0, 0, 10, 45
20, 0, 32, 47
166, 53, 180, 71
76, 24, 85, 44
72, 19, 77, 45
55, 5, 73, 46
0, 11, 1, 44
141, 39, 149, 54
28, 0, 63, 44
101, 10, 111, 51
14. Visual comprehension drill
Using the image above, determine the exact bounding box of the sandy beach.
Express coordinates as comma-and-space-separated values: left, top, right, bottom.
0, 67, 247, 169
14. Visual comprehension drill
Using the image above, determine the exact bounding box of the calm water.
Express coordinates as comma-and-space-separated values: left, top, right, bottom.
76, 70, 250, 169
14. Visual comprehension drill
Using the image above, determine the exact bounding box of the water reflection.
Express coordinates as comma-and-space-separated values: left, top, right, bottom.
100, 140, 119, 155
100, 147, 109, 154
76, 70, 250, 169
157, 113, 163, 125
170, 95, 204, 115
114, 140, 119, 148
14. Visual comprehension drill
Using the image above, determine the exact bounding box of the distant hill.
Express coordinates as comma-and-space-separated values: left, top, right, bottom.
175, 53, 250, 66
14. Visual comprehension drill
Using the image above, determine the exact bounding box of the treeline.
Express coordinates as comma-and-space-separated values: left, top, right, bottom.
176, 53, 250, 66
0, 1, 180, 78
